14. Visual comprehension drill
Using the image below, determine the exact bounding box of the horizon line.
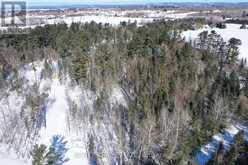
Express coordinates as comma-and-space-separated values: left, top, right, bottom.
27, 1, 248, 7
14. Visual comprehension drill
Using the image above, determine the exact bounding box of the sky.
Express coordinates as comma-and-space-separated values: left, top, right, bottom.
9, 0, 248, 7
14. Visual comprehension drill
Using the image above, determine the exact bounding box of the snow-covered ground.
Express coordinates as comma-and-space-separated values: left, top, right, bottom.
0, 59, 127, 165
196, 124, 248, 165
182, 24, 248, 60
72, 9, 196, 19
37, 11, 195, 27
42, 11, 195, 26
46, 15, 154, 26
0, 144, 30, 165
0, 10, 195, 30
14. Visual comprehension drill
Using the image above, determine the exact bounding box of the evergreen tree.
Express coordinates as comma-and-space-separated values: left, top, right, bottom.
46, 135, 69, 165
223, 131, 248, 165
227, 38, 242, 64
243, 76, 248, 97
31, 144, 47, 165
240, 24, 246, 29
70, 48, 89, 83
216, 22, 226, 29
198, 31, 208, 49
228, 71, 240, 97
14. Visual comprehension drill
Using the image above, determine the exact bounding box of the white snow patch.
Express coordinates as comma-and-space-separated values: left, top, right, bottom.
0, 144, 30, 165
195, 124, 248, 165
109, 85, 127, 108
19, 61, 44, 86
39, 78, 68, 144
46, 15, 154, 26
0, 158, 29, 165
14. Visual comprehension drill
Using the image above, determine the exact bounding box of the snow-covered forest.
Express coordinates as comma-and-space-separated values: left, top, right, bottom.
0, 12, 248, 165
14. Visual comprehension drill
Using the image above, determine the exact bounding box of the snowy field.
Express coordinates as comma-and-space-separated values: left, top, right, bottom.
37, 11, 195, 27
0, 10, 195, 29
45, 15, 154, 26
38, 11, 195, 26
182, 24, 248, 60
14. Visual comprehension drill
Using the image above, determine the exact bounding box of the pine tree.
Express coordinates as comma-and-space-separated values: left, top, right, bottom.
71, 47, 89, 83
242, 71, 248, 97
31, 144, 47, 165
227, 38, 242, 64
229, 71, 240, 97
223, 131, 248, 165
240, 24, 246, 29
46, 135, 69, 165
198, 30, 208, 49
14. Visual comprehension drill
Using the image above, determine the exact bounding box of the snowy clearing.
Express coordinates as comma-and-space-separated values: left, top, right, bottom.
34, 11, 195, 26
0, 59, 127, 165
0, 10, 195, 30
182, 24, 248, 60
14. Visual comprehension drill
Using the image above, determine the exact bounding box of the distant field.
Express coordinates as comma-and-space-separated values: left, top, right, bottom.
183, 23, 248, 60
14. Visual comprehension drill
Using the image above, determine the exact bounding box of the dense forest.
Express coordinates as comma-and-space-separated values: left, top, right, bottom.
0, 18, 247, 165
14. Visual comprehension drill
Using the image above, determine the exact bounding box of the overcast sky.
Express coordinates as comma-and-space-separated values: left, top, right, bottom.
21, 0, 248, 6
